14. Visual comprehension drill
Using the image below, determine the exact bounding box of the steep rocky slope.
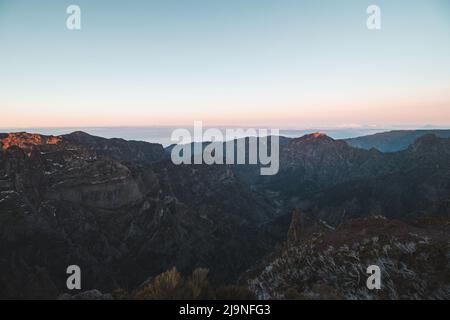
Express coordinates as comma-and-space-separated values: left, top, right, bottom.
307, 135, 450, 225
0, 132, 280, 299
247, 213, 450, 300
235, 134, 450, 226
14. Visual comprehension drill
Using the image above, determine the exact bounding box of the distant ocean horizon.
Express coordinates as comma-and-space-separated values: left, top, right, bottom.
1, 125, 449, 147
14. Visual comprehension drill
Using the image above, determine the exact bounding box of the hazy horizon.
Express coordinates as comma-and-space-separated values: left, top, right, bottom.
2, 124, 450, 146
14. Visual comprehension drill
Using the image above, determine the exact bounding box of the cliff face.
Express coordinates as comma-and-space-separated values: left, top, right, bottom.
0, 132, 280, 299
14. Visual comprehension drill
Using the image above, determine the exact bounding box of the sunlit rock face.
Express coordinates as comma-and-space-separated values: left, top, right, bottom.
1, 133, 63, 154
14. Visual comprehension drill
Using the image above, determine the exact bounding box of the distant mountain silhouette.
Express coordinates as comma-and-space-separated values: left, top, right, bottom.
345, 129, 450, 152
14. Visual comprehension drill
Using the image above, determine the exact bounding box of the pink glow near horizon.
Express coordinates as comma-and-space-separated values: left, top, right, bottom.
2, 92, 449, 129
1, 1, 450, 130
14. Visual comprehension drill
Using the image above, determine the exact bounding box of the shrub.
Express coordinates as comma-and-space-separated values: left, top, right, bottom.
135, 267, 182, 299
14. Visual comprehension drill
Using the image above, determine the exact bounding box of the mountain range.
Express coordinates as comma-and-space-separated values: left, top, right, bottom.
0, 129, 448, 299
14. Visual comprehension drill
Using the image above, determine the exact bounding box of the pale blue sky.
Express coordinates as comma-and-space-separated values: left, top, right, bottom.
1, 0, 449, 128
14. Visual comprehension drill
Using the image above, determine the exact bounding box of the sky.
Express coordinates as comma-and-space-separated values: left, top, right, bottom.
0, 0, 450, 129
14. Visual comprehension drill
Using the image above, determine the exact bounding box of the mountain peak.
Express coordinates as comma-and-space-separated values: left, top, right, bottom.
291, 132, 335, 144
304, 132, 333, 140
310, 132, 327, 138
64, 131, 100, 143
68, 131, 93, 137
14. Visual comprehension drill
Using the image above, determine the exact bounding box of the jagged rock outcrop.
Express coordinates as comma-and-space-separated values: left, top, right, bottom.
248, 215, 450, 300
287, 210, 304, 244
287, 210, 333, 245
